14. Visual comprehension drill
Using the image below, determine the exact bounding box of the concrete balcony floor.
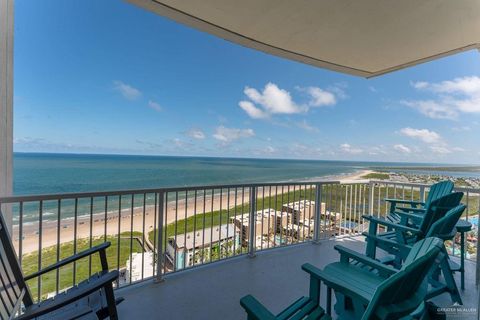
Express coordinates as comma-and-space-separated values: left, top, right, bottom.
117, 236, 479, 319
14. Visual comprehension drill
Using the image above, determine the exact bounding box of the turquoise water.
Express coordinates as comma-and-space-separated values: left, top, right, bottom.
14, 153, 366, 195
10, 153, 480, 223
13, 153, 479, 195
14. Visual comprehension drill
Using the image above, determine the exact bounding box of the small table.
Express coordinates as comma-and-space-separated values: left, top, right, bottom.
453, 219, 472, 290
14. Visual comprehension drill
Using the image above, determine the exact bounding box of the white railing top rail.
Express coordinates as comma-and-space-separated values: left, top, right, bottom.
370, 180, 480, 193
0, 180, 341, 203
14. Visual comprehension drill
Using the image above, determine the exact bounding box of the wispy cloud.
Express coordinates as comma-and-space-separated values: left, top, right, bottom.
296, 119, 319, 132
147, 100, 162, 112
393, 144, 411, 153
185, 128, 206, 140
238, 101, 268, 119
429, 145, 451, 154
399, 127, 441, 144
213, 126, 255, 144
404, 76, 480, 120
339, 143, 363, 154
304, 87, 336, 107
113, 81, 142, 100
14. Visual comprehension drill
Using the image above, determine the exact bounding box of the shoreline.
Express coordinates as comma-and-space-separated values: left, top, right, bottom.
12, 169, 373, 255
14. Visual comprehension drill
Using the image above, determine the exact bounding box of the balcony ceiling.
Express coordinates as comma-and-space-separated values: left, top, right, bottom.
128, 0, 480, 78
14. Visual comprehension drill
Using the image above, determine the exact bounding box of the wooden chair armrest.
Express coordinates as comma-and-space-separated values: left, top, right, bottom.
362, 215, 422, 235
24, 242, 111, 281
17, 270, 118, 320
362, 232, 412, 259
240, 295, 276, 320
394, 211, 423, 221
384, 198, 425, 207
334, 245, 397, 277
396, 207, 426, 213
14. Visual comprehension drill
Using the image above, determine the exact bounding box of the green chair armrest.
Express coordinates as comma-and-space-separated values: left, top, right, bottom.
394, 211, 423, 221
396, 207, 426, 214
334, 245, 397, 277
384, 198, 425, 207
240, 295, 276, 320
301, 263, 329, 282
362, 215, 422, 235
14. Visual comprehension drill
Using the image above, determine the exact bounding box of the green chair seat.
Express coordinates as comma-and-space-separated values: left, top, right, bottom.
321, 262, 386, 304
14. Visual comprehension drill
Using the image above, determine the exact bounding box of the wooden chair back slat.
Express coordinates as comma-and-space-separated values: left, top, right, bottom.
0, 210, 33, 319
418, 192, 464, 236
424, 181, 454, 207
426, 204, 466, 238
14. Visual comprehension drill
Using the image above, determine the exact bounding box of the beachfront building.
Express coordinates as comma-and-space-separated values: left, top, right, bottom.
125, 252, 155, 283
282, 200, 325, 225
165, 224, 239, 270
232, 209, 285, 247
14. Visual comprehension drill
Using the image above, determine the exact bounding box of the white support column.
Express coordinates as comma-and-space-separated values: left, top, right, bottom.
0, 0, 14, 231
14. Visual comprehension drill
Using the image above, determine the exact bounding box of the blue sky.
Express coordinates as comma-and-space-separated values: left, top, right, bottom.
13, 0, 480, 164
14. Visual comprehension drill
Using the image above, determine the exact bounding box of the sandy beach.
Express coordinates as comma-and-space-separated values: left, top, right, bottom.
13, 169, 374, 255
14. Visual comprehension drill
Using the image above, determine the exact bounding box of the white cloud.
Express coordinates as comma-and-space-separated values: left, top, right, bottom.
265, 146, 276, 153
399, 127, 441, 144
213, 126, 255, 143
413, 76, 480, 95
296, 119, 319, 132
244, 83, 303, 115
339, 143, 363, 154
147, 100, 162, 112
239, 82, 344, 119
406, 76, 480, 119
394, 144, 411, 153
305, 87, 336, 107
452, 126, 471, 132
238, 101, 268, 119
401, 100, 458, 120
185, 128, 205, 140
429, 146, 451, 154
113, 81, 141, 100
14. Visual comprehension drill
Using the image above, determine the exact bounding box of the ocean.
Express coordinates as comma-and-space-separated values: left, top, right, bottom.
13, 153, 479, 195
9, 153, 480, 224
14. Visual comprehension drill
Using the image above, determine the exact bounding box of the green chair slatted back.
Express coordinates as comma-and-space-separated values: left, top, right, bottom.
417, 192, 464, 237
0, 210, 33, 320
363, 237, 443, 320
423, 181, 454, 208
426, 204, 466, 238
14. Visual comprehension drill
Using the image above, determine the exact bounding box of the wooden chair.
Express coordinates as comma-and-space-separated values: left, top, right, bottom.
340, 205, 466, 305
240, 238, 443, 320
362, 192, 463, 265
309, 237, 444, 319
0, 209, 122, 319
240, 272, 330, 319
384, 180, 454, 226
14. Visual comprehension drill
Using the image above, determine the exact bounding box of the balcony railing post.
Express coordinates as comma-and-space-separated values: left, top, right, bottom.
248, 186, 256, 258
368, 181, 375, 216
155, 191, 165, 283
313, 183, 322, 243
477, 205, 480, 286
419, 185, 426, 203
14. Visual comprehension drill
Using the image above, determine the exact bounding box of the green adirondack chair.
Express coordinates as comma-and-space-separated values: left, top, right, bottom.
307, 237, 444, 319
362, 192, 463, 265
343, 205, 466, 305
240, 275, 330, 320
384, 180, 454, 226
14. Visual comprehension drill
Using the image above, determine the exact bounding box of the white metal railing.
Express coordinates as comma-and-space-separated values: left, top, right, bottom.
0, 180, 478, 300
